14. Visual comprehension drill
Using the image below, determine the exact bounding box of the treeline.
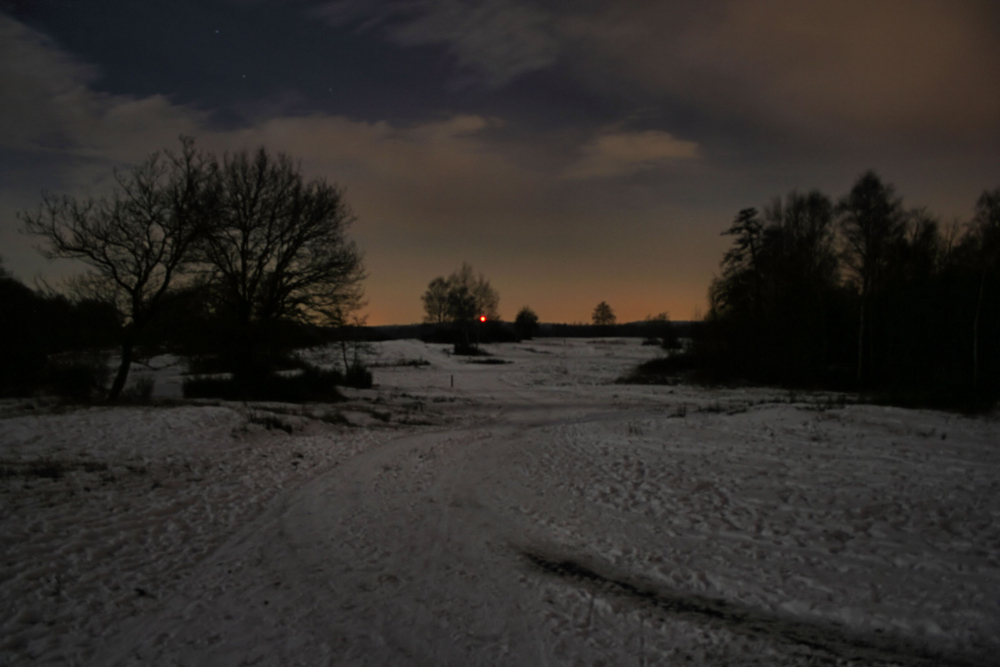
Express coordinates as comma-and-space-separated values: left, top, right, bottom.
0, 259, 346, 399
351, 320, 696, 343
0, 262, 118, 397
697, 171, 999, 404
540, 321, 692, 340
417, 262, 689, 352
5, 138, 366, 401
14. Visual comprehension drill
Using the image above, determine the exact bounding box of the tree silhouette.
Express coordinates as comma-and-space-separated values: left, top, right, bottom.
703, 176, 1000, 402
421, 277, 451, 324
592, 301, 616, 326
971, 187, 1000, 388
20, 137, 217, 400
421, 263, 499, 351
837, 171, 905, 384
644, 312, 679, 349
710, 190, 844, 383
719, 207, 764, 314
421, 263, 499, 324
201, 147, 365, 377
514, 306, 540, 340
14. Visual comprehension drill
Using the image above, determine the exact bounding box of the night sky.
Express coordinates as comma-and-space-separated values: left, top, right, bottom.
2, 0, 999, 324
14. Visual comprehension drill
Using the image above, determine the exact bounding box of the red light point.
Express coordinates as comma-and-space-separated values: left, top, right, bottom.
479, 315, 487, 322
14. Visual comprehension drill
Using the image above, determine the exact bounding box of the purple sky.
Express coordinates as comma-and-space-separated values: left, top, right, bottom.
2, 1, 998, 324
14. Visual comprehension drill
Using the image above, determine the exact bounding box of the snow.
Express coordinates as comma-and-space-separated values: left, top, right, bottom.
2, 338, 998, 665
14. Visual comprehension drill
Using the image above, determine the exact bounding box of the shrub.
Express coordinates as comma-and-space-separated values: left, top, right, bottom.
246, 409, 294, 433
43, 352, 110, 402
453, 342, 490, 356
344, 363, 373, 389
514, 306, 540, 340
122, 375, 155, 403
183, 364, 346, 402
616, 353, 702, 385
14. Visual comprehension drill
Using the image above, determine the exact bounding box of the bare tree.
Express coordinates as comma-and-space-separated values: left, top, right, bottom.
452, 262, 499, 321
971, 187, 1000, 388
20, 137, 217, 400
421, 262, 499, 351
421, 262, 499, 324
201, 147, 365, 376
421, 276, 450, 324
592, 301, 616, 326
837, 171, 905, 383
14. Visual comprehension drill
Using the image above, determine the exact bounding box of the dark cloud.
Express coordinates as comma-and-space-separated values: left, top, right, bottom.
0, 14, 204, 161
558, 0, 1000, 148
311, 1, 1000, 147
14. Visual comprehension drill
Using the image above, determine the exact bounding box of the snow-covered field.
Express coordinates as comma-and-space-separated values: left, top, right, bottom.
1, 338, 998, 665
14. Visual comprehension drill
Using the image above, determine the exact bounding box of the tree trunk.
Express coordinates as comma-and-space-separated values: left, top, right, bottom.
108, 337, 134, 401
856, 298, 865, 384
973, 266, 986, 389
234, 303, 258, 379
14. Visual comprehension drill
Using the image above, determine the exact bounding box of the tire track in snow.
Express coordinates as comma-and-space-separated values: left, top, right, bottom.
521, 549, 990, 667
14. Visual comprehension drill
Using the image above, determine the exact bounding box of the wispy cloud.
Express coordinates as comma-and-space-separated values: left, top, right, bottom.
564, 129, 699, 180
0, 14, 204, 164
312, 0, 559, 87
311, 0, 1000, 145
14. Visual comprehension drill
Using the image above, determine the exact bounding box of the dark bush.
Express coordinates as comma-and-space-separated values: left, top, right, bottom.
183, 364, 345, 402
43, 354, 110, 402
616, 353, 704, 385
866, 385, 999, 414
422, 320, 517, 348
0, 263, 118, 396
182, 375, 232, 399
453, 342, 490, 356
344, 363, 373, 389
122, 376, 156, 403
28, 458, 67, 479
514, 307, 540, 340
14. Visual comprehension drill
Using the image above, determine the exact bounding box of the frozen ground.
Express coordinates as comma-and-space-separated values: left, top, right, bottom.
1, 338, 998, 665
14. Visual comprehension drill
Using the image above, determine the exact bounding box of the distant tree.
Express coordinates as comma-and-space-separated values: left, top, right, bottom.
451, 262, 499, 321
837, 171, 905, 383
592, 301, 616, 326
421, 277, 451, 324
201, 146, 365, 377
762, 190, 841, 379
20, 137, 218, 400
514, 306, 540, 340
422, 261, 499, 327
970, 187, 1000, 388
719, 208, 764, 314
0, 259, 49, 393
709, 190, 850, 384
699, 177, 1000, 402
644, 312, 679, 349
421, 263, 499, 352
